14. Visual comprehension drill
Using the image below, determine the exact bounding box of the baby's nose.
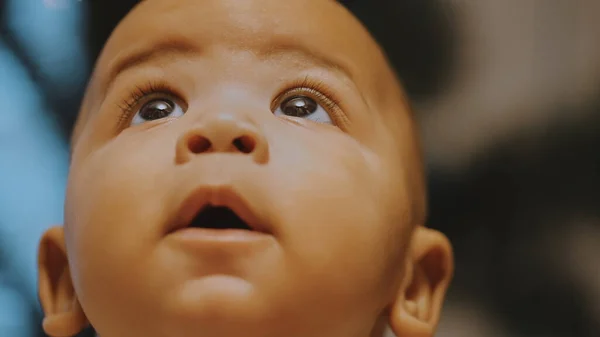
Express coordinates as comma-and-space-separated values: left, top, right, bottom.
175, 114, 269, 164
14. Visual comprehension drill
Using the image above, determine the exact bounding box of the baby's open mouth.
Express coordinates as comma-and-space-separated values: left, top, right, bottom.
189, 206, 253, 231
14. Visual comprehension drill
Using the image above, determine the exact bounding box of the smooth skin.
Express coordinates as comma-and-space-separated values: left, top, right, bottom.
38, 1, 453, 337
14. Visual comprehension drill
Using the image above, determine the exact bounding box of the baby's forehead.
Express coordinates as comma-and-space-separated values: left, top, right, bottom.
96, 0, 387, 93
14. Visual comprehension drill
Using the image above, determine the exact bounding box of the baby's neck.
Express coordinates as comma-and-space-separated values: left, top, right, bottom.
93, 322, 394, 337
96, 332, 392, 337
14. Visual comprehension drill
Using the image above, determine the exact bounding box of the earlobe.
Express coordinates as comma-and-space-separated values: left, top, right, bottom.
38, 226, 88, 337
389, 226, 454, 337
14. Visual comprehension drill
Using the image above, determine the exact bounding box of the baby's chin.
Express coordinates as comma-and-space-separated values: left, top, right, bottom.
163, 275, 275, 334
175, 275, 255, 313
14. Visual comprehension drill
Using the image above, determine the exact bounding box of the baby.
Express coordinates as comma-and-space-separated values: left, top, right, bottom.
37, 0, 453, 337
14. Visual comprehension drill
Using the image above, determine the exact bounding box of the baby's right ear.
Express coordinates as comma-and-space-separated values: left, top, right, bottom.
38, 226, 88, 337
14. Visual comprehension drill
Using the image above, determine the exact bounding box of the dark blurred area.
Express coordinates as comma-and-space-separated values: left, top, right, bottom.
0, 1, 598, 337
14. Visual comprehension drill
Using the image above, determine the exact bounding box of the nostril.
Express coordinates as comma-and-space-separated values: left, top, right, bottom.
233, 135, 256, 154
188, 135, 212, 154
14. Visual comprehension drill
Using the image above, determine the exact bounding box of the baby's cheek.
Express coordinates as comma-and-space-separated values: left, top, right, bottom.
65, 139, 173, 269
65, 163, 168, 326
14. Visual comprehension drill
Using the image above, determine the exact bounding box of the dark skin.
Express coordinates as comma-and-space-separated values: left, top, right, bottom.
38, 1, 453, 337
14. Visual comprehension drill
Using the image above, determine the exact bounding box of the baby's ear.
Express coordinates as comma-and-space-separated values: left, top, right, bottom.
38, 226, 88, 337
388, 226, 454, 337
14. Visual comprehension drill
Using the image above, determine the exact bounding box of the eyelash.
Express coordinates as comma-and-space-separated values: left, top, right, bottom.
116, 77, 343, 127
116, 81, 178, 127
271, 76, 342, 113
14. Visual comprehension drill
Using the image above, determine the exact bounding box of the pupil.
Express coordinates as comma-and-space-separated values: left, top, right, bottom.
140, 100, 174, 120
282, 96, 317, 117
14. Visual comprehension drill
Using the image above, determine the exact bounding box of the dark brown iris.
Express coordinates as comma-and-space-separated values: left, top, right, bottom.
281, 96, 318, 117
139, 99, 175, 120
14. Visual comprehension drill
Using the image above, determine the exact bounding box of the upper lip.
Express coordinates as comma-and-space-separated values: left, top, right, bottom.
169, 184, 267, 234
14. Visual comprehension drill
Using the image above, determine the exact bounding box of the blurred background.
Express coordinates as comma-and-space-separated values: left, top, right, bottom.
0, 0, 598, 337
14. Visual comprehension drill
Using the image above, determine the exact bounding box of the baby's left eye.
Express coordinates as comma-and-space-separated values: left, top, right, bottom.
274, 95, 333, 124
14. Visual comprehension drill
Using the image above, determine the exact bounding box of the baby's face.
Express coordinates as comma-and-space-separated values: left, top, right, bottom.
39, 1, 452, 337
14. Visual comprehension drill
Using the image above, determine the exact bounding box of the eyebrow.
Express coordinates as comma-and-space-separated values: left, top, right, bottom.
102, 37, 355, 94
257, 43, 355, 80
103, 38, 200, 93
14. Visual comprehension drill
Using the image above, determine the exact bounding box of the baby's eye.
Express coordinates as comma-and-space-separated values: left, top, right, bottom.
274, 95, 333, 124
131, 98, 185, 126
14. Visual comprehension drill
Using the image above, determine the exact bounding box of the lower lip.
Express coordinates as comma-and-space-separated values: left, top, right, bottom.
167, 227, 272, 248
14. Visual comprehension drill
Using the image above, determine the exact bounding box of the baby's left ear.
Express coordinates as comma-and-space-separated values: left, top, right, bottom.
38, 226, 89, 337
389, 226, 454, 337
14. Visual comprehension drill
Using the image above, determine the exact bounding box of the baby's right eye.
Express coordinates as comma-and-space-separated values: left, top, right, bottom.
131, 98, 185, 126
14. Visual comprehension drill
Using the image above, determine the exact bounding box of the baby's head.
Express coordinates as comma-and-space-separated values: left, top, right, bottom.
38, 1, 453, 336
